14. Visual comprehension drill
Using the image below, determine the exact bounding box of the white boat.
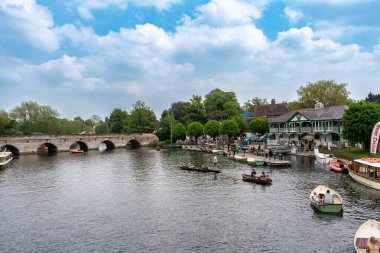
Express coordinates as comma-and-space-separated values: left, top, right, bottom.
354, 219, 380, 253
211, 149, 223, 155
348, 158, 380, 190
0, 151, 13, 169
314, 147, 337, 164
247, 157, 265, 166
234, 155, 247, 163
309, 185, 343, 213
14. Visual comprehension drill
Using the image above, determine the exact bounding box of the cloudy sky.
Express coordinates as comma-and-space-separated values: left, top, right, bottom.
0, 0, 379, 120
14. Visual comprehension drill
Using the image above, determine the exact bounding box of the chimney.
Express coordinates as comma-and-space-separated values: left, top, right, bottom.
271, 99, 275, 105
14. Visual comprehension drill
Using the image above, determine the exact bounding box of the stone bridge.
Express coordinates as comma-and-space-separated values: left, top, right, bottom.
0, 133, 158, 155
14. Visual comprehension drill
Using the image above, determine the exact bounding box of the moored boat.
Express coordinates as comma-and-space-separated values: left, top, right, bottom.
242, 174, 272, 185
354, 219, 380, 253
0, 151, 13, 169
329, 161, 348, 173
348, 158, 380, 190
309, 185, 343, 213
314, 147, 337, 165
247, 157, 265, 166
211, 149, 223, 155
234, 155, 247, 163
70, 149, 84, 155
180, 165, 221, 173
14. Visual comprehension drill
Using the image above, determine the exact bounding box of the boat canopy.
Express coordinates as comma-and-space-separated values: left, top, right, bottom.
354, 158, 380, 168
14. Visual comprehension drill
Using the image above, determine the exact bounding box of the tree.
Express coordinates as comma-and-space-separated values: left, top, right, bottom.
184, 95, 207, 124
156, 115, 176, 141
204, 89, 241, 120
0, 110, 13, 135
297, 80, 351, 108
161, 101, 190, 125
232, 115, 247, 134
204, 120, 220, 138
243, 97, 267, 112
9, 101, 59, 134
172, 122, 186, 142
342, 101, 380, 151
108, 109, 128, 133
365, 92, 380, 104
127, 101, 158, 133
95, 121, 110, 134
220, 120, 240, 139
187, 121, 204, 140
249, 118, 269, 135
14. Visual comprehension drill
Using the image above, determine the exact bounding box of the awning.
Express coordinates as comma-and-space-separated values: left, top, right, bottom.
302, 135, 314, 141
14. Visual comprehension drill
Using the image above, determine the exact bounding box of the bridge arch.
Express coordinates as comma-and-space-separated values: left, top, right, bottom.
99, 140, 115, 151
126, 139, 141, 149
37, 143, 58, 155
2, 144, 20, 157
69, 141, 89, 152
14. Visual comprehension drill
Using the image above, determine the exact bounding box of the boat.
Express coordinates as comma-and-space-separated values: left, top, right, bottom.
354, 219, 380, 253
179, 165, 221, 173
309, 185, 343, 213
314, 147, 337, 165
0, 151, 13, 169
242, 174, 272, 185
211, 149, 223, 155
329, 161, 348, 173
70, 149, 84, 155
348, 158, 380, 190
234, 155, 247, 163
247, 157, 265, 166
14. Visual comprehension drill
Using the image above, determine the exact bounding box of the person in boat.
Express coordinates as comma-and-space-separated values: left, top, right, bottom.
213, 155, 218, 165
323, 190, 333, 204
251, 168, 257, 177
260, 171, 266, 178
367, 236, 380, 253
202, 165, 209, 171
312, 192, 320, 203
268, 149, 273, 159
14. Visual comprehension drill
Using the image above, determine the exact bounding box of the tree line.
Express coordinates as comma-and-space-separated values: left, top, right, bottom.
1, 80, 380, 150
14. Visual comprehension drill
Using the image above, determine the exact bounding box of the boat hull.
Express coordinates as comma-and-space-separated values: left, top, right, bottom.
180, 165, 221, 173
71, 150, 84, 155
329, 162, 348, 173
310, 201, 342, 213
247, 161, 265, 166
242, 174, 272, 185
349, 170, 380, 190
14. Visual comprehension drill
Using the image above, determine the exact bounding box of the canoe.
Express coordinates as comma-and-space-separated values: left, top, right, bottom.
354, 219, 380, 253
247, 157, 265, 166
242, 174, 272, 185
309, 185, 343, 213
180, 165, 221, 173
329, 161, 348, 173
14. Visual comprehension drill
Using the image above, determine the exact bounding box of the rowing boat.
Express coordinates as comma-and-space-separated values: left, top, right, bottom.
241, 174, 272, 185
179, 165, 221, 173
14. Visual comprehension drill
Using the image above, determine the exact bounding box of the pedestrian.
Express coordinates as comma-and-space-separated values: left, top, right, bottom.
213, 155, 218, 166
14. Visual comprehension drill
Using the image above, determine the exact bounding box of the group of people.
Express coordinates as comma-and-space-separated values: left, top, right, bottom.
251, 168, 266, 178
312, 190, 333, 204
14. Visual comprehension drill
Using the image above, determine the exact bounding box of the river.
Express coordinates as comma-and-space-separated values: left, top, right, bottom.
1, 148, 380, 252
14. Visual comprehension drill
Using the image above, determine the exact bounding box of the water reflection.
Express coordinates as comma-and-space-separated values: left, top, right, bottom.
0, 148, 379, 252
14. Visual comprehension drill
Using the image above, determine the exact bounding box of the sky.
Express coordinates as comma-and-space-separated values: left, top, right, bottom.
0, 0, 380, 120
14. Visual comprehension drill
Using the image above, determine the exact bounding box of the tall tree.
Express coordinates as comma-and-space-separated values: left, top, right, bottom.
0, 110, 12, 135
156, 115, 176, 141
161, 101, 190, 125
184, 95, 207, 124
231, 115, 247, 134
172, 122, 187, 142
243, 97, 267, 112
187, 121, 204, 140
127, 101, 158, 133
108, 109, 128, 133
204, 89, 241, 120
342, 102, 380, 151
297, 80, 351, 108
365, 92, 380, 104
249, 118, 269, 135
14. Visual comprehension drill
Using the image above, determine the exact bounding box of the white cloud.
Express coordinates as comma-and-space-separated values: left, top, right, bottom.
284, 7, 303, 24
0, 0, 58, 51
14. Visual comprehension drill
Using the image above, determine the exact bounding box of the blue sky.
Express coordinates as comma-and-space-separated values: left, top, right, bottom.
0, 0, 380, 120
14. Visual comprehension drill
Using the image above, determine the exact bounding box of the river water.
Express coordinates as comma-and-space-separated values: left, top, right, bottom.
1, 148, 380, 252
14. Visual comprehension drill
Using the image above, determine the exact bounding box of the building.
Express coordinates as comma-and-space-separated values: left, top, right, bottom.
243, 99, 291, 121
269, 103, 347, 149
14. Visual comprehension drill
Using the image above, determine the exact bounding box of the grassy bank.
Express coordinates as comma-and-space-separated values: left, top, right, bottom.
321, 147, 380, 161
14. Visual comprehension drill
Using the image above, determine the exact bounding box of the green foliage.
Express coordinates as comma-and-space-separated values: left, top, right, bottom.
0, 110, 11, 135
366, 92, 380, 104
204, 89, 241, 120
204, 120, 220, 138
231, 116, 247, 134
127, 101, 158, 133
172, 122, 187, 142
342, 101, 380, 151
249, 118, 269, 134
220, 119, 240, 138
156, 115, 176, 141
297, 80, 351, 108
108, 109, 128, 133
184, 95, 207, 124
161, 101, 190, 125
95, 121, 110, 134
242, 97, 267, 112
187, 121, 204, 139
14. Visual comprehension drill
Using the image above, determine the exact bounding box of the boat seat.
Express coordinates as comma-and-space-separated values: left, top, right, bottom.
356, 238, 369, 252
